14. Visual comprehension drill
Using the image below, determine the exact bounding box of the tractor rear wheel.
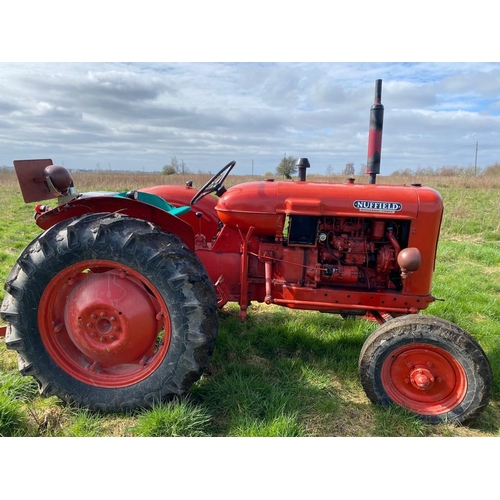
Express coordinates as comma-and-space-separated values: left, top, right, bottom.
358, 315, 492, 424
1, 213, 219, 412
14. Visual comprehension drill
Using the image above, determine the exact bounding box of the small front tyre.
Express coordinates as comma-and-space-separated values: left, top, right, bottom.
358, 315, 492, 424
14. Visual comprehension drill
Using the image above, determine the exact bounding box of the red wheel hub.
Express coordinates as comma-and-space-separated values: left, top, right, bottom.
64, 272, 159, 366
381, 343, 467, 415
38, 261, 171, 388
409, 367, 435, 391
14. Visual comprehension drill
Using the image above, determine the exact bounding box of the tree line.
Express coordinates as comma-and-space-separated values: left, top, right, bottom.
161, 155, 500, 178
277, 157, 500, 178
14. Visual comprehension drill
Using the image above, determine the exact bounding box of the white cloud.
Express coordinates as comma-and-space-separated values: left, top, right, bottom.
0, 62, 499, 175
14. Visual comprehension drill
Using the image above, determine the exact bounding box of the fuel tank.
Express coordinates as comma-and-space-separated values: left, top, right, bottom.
215, 179, 443, 235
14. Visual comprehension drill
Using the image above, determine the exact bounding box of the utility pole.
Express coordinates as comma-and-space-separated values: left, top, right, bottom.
474, 142, 478, 177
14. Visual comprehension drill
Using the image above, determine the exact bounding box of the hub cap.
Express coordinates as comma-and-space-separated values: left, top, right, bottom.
381, 343, 467, 415
38, 260, 171, 388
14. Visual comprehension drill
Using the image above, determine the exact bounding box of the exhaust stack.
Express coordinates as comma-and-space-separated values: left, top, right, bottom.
366, 79, 384, 184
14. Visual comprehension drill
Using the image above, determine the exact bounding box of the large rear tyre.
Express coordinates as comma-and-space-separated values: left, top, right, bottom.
358, 315, 492, 424
0, 213, 219, 412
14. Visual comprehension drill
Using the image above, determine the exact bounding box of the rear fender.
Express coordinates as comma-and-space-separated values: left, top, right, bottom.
35, 195, 196, 250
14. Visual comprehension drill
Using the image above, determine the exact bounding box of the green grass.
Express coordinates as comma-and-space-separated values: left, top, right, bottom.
0, 171, 499, 437
130, 398, 212, 437
0, 392, 28, 437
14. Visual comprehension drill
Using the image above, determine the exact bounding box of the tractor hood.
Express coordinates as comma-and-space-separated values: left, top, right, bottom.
215, 179, 443, 235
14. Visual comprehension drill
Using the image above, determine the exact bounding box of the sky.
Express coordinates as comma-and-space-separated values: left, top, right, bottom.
1, 4, 499, 178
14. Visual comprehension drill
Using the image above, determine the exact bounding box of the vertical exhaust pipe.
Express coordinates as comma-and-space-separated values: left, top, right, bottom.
366, 79, 384, 184
296, 158, 310, 181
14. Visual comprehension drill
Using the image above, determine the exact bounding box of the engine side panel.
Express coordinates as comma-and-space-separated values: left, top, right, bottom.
209, 180, 443, 314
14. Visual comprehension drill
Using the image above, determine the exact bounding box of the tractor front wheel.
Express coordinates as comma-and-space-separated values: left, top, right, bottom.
1, 213, 219, 412
358, 315, 492, 424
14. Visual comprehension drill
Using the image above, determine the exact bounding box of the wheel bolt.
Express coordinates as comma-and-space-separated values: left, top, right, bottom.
86, 322, 93, 328
53, 325, 63, 333
91, 314, 97, 320
100, 311, 107, 317
406, 362, 414, 369
427, 362, 433, 368
114, 326, 120, 332
110, 316, 116, 322
99, 336, 105, 342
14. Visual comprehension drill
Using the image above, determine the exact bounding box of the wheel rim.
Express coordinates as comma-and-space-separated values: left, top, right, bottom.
381, 343, 467, 415
38, 260, 171, 388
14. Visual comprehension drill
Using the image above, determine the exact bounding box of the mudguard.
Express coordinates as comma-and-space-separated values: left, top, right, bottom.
35, 193, 196, 250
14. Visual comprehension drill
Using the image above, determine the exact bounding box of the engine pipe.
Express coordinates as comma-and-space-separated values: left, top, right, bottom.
296, 158, 310, 181
366, 79, 384, 184
264, 255, 273, 304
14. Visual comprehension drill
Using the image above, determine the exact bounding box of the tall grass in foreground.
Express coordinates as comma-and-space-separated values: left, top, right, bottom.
0, 171, 499, 437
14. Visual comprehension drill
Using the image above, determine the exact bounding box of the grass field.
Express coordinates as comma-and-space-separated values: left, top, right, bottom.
0, 169, 499, 437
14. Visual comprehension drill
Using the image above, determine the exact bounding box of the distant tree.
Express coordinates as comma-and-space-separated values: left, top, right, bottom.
341, 162, 355, 176
326, 164, 334, 175
276, 155, 298, 179
162, 156, 190, 175
438, 166, 461, 176
357, 163, 366, 176
162, 156, 178, 175
483, 163, 500, 177
415, 166, 436, 176
179, 159, 189, 175
391, 168, 414, 176
162, 164, 177, 175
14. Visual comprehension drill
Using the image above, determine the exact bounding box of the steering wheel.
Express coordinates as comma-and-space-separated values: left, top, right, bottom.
190, 160, 236, 205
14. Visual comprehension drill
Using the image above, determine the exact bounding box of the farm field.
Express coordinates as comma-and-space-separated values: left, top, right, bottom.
1, 169, 499, 437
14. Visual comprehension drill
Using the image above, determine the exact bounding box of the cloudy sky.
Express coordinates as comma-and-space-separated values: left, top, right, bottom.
2, 5, 498, 177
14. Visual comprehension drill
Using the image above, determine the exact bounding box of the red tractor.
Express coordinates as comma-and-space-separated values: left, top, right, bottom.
0, 81, 492, 424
